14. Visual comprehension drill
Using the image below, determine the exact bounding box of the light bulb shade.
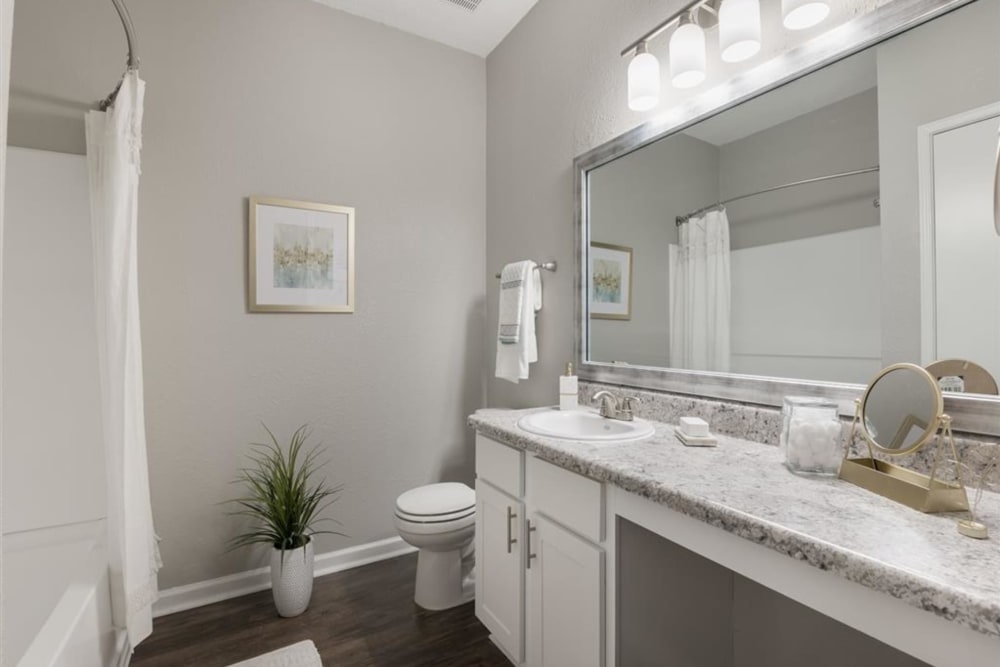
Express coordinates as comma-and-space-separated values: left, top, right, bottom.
782, 0, 830, 30
669, 22, 706, 89
628, 50, 660, 111
719, 0, 761, 63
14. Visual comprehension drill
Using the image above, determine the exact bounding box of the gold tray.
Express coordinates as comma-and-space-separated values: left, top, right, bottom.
840, 457, 969, 513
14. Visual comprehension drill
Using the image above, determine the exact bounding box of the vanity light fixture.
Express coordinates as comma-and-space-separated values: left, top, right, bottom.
621, 0, 835, 108
719, 0, 761, 63
628, 42, 661, 111
670, 12, 707, 89
781, 0, 830, 30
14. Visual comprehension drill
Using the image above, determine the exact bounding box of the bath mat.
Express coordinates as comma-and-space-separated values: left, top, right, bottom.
226, 640, 322, 667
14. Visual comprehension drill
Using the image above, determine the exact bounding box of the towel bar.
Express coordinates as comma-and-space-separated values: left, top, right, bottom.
494, 261, 557, 279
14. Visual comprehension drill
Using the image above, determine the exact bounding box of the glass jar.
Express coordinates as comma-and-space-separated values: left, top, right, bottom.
780, 397, 843, 476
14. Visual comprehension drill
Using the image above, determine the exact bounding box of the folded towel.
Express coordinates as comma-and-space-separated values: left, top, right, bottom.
496, 261, 542, 383
498, 261, 532, 344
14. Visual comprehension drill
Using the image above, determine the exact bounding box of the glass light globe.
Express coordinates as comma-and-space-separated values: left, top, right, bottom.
628, 48, 660, 111
720, 0, 761, 63
782, 0, 830, 30
670, 22, 706, 89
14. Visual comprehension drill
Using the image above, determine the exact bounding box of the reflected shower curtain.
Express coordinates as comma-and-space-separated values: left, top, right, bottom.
86, 71, 160, 654
668, 208, 732, 372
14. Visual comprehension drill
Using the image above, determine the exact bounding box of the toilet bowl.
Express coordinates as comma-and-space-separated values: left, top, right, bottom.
394, 482, 476, 610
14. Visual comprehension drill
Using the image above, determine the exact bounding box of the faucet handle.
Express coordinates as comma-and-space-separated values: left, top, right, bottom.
621, 396, 641, 419
592, 390, 619, 418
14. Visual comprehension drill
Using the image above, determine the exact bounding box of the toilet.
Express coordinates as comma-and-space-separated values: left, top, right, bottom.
394, 482, 476, 611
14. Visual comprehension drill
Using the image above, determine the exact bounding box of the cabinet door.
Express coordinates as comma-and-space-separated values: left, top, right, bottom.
526, 514, 604, 667
476, 479, 524, 663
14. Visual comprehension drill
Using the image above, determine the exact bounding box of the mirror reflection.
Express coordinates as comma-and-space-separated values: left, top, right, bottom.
862, 366, 941, 453
586, 0, 1000, 392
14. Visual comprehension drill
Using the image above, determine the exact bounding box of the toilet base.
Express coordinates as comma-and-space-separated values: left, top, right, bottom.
414, 548, 475, 611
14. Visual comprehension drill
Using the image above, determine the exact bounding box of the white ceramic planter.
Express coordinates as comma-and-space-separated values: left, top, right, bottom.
270, 539, 314, 617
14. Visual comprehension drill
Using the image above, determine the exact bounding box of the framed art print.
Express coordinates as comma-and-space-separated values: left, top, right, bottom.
590, 241, 632, 320
248, 197, 355, 313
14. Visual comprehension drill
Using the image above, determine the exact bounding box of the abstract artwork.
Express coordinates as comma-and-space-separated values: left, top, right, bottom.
590, 242, 632, 320
249, 197, 355, 313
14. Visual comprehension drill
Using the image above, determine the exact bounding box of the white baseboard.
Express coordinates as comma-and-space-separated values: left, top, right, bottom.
153, 537, 416, 618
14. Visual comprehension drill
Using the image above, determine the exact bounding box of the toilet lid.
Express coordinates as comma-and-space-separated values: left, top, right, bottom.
395, 482, 474, 517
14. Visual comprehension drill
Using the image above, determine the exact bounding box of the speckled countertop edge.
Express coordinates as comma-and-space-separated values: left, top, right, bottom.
469, 407, 1000, 640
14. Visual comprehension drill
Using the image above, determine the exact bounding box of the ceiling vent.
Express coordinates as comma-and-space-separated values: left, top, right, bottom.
442, 0, 483, 11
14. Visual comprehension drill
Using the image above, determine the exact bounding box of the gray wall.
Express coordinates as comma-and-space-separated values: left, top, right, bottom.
589, 133, 718, 368
617, 519, 929, 667
9, 0, 486, 589
877, 0, 1000, 365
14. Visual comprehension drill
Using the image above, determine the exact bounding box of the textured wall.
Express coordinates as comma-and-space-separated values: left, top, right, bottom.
9, 0, 486, 588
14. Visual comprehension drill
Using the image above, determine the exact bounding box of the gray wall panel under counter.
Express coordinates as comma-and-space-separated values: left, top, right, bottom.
618, 518, 931, 667
618, 518, 735, 667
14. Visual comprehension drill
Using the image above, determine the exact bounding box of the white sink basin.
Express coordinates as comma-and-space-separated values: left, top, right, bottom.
517, 408, 655, 442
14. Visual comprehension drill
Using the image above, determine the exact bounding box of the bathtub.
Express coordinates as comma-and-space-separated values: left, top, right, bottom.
3, 520, 118, 667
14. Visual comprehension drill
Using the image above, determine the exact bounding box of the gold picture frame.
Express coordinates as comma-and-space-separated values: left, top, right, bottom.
590, 241, 633, 321
248, 197, 355, 313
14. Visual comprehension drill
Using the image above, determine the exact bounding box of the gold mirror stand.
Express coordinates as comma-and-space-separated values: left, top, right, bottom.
840, 399, 970, 513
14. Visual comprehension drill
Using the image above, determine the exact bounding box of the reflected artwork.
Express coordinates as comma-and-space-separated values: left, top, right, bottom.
593, 259, 622, 302
590, 242, 632, 320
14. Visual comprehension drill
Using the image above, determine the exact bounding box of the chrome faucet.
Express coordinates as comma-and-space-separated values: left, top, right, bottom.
592, 391, 640, 421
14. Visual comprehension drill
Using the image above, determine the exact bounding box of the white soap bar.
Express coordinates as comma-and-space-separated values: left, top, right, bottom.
679, 417, 709, 437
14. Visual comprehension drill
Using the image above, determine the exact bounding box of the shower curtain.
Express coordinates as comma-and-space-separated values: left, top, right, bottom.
86, 70, 160, 654
668, 207, 732, 372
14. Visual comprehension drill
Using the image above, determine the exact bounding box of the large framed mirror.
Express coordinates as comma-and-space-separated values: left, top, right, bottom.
574, 0, 1000, 435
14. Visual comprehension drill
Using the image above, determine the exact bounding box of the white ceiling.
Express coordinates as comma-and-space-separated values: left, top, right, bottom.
311, 0, 541, 57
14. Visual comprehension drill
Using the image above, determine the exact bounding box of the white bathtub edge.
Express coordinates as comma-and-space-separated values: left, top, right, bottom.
17, 549, 114, 667
153, 536, 416, 618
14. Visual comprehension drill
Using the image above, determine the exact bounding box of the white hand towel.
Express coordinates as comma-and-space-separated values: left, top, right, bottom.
496, 261, 541, 383
498, 261, 532, 344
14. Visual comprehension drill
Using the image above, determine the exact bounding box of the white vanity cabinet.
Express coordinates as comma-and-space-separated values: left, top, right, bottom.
475, 434, 606, 667
475, 479, 524, 661
525, 514, 604, 667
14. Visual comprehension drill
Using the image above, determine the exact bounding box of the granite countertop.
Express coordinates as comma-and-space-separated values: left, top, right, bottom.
469, 407, 1000, 640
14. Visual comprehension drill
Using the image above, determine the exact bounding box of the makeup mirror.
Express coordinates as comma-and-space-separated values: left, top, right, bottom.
840, 363, 969, 513
861, 364, 942, 455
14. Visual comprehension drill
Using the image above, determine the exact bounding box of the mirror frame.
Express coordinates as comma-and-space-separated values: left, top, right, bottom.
573, 0, 1000, 437
859, 363, 943, 456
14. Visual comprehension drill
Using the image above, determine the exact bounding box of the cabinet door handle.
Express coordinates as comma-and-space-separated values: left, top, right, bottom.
506, 506, 517, 554
526, 519, 537, 569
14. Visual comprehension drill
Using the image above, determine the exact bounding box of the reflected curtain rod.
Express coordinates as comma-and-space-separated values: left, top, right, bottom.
675, 166, 880, 226
98, 0, 140, 111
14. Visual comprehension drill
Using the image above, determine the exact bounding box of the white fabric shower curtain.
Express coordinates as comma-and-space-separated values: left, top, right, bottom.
86, 70, 161, 653
668, 208, 732, 372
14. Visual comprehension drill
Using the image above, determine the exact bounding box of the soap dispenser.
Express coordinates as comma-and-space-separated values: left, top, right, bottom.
559, 362, 579, 411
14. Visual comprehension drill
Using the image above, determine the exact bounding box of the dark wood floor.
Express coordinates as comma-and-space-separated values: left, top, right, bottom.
132, 553, 511, 666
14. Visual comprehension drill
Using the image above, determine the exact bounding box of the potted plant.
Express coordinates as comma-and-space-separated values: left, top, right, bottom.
229, 424, 343, 617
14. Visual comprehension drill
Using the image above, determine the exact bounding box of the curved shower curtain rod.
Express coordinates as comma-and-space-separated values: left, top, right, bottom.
98, 0, 140, 110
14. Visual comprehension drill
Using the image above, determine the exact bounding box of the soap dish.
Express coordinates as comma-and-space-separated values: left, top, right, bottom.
676, 431, 718, 447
